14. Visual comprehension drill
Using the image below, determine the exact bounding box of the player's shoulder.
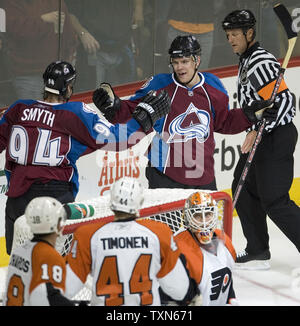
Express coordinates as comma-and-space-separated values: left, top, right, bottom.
74, 219, 111, 240
54, 101, 100, 127
174, 229, 199, 250
32, 240, 65, 264
214, 229, 236, 260
174, 228, 191, 240
136, 219, 173, 238
5, 99, 37, 113
136, 219, 173, 243
202, 71, 221, 82
202, 72, 228, 95
57, 101, 94, 114
141, 73, 173, 89
131, 73, 173, 100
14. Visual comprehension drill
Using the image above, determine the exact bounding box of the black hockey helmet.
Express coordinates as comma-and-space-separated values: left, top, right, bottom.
222, 9, 256, 31
168, 35, 201, 59
43, 61, 76, 98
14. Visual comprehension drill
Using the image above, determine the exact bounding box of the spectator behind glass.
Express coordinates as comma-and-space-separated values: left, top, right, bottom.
2, 0, 77, 100
166, 0, 216, 71
66, 0, 143, 92
0, 32, 16, 107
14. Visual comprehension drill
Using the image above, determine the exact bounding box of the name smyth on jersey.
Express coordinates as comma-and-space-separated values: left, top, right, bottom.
101, 236, 149, 250
21, 107, 55, 127
9, 254, 30, 273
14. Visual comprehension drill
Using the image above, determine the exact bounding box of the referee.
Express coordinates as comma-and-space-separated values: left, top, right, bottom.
222, 9, 300, 269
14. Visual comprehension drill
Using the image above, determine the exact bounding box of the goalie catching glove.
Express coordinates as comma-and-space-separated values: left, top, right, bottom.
92, 83, 121, 121
133, 90, 171, 133
242, 99, 278, 124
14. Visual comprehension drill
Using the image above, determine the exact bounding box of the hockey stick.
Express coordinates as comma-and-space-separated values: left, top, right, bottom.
232, 3, 298, 211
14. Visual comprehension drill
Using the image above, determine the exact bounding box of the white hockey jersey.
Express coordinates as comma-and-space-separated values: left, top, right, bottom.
65, 218, 190, 306
3, 240, 67, 306
175, 229, 236, 306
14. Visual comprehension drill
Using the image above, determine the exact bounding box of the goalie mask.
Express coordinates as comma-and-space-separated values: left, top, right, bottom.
184, 192, 218, 244
110, 177, 144, 215
25, 197, 67, 236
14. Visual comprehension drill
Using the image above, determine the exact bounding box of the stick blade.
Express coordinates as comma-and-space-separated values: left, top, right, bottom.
274, 3, 298, 39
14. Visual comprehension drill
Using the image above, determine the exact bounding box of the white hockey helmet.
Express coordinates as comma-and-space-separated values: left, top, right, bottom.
184, 191, 218, 244
110, 177, 144, 215
25, 197, 67, 235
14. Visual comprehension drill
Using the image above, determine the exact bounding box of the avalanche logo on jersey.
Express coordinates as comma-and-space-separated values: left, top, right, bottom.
167, 103, 210, 144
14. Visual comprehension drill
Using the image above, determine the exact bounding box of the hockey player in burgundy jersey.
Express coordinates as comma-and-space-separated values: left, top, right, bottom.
93, 35, 252, 190
0, 61, 171, 255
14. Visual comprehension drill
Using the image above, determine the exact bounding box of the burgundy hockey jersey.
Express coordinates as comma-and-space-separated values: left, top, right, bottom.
112, 72, 251, 186
0, 99, 146, 197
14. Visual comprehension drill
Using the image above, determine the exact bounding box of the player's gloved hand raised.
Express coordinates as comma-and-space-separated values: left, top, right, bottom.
133, 90, 171, 133
242, 99, 274, 123
92, 83, 121, 121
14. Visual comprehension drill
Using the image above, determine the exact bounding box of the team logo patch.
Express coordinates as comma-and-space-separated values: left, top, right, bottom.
140, 76, 154, 89
240, 65, 249, 85
167, 103, 210, 144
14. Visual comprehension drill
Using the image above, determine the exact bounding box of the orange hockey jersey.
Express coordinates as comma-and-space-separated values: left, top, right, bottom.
175, 229, 236, 306
4, 240, 67, 306
65, 218, 191, 305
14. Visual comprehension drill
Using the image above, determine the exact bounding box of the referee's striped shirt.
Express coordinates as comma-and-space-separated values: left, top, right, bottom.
237, 42, 295, 133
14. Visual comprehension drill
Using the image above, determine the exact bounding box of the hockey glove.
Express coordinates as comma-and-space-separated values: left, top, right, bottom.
133, 90, 171, 133
261, 103, 278, 124
242, 99, 273, 124
92, 83, 121, 121
46, 282, 75, 306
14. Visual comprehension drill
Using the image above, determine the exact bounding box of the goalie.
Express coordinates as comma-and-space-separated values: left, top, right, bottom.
172, 191, 238, 306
